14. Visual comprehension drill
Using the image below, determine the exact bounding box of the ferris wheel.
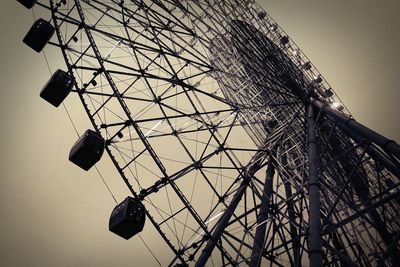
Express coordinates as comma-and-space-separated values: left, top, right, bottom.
17, 0, 400, 266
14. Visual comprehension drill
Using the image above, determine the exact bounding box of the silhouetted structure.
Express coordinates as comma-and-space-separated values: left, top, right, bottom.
109, 197, 146, 240
69, 129, 105, 171
17, 0, 36, 9
18, 0, 400, 266
23, 18, 54, 53
40, 69, 73, 107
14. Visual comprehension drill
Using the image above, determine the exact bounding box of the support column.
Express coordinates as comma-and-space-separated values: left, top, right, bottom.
194, 152, 265, 267
281, 153, 301, 267
250, 159, 275, 267
307, 104, 323, 267
285, 182, 301, 267
310, 97, 400, 159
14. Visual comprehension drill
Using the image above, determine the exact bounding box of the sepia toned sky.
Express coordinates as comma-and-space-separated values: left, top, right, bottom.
0, 1, 399, 267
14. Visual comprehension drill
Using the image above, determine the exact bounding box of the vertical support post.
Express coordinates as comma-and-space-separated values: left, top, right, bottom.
250, 159, 275, 267
307, 104, 323, 267
310, 97, 400, 159
194, 152, 265, 267
281, 152, 301, 266
285, 182, 301, 267
194, 181, 248, 267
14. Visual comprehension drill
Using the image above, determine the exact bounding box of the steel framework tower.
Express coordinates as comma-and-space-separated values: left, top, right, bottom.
17, 0, 400, 266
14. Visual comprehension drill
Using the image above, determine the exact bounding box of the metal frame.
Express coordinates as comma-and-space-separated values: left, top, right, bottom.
26, 0, 400, 266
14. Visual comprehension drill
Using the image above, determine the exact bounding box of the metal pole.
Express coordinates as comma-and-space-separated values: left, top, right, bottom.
285, 182, 301, 267
194, 152, 265, 267
281, 153, 301, 267
334, 121, 400, 179
312, 97, 400, 262
323, 190, 400, 234
307, 104, 323, 267
310, 97, 400, 159
250, 159, 275, 267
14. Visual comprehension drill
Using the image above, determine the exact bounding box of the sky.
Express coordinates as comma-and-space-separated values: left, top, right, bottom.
0, 1, 399, 267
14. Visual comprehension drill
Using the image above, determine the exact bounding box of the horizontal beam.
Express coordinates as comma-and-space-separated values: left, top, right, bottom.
323, 189, 400, 234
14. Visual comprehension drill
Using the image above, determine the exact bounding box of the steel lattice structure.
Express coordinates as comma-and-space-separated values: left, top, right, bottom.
19, 0, 400, 266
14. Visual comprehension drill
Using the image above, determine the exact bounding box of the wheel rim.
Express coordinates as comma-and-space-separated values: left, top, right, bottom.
38, 0, 400, 265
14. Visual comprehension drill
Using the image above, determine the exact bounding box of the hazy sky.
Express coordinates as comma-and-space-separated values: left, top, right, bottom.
0, 1, 399, 267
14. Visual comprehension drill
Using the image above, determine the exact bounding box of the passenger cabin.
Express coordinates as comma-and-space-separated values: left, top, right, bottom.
302, 62, 312, 70
17, 0, 37, 9
323, 88, 334, 98
269, 24, 277, 32
40, 69, 73, 107
69, 129, 105, 171
313, 75, 323, 84
280, 36, 289, 46
109, 197, 146, 240
257, 11, 266, 20
331, 102, 344, 111
23, 18, 54, 53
